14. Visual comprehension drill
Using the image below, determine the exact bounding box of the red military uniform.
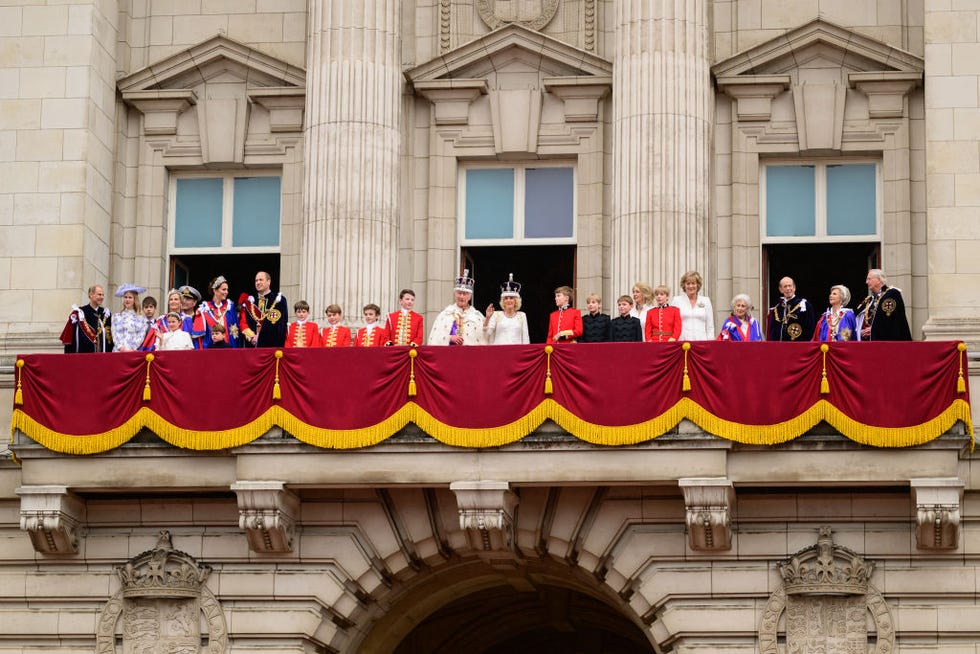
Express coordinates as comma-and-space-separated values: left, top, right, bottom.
385, 310, 424, 346
321, 324, 352, 348
644, 305, 682, 342
547, 307, 583, 343
286, 320, 322, 348
354, 324, 389, 347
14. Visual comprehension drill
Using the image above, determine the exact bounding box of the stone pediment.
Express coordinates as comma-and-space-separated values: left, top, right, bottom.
117, 34, 305, 92
406, 23, 611, 83
712, 18, 923, 78
406, 24, 611, 139
117, 35, 306, 161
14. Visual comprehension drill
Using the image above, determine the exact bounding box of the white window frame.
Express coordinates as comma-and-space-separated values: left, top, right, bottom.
760, 159, 882, 244
458, 162, 577, 246
167, 170, 282, 255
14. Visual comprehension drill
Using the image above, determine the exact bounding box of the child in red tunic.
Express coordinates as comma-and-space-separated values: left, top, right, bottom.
547, 285, 583, 344
286, 300, 322, 348
321, 304, 352, 347
355, 304, 389, 347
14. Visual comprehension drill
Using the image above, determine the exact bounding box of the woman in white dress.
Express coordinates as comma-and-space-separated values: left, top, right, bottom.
484, 274, 530, 344
670, 270, 715, 341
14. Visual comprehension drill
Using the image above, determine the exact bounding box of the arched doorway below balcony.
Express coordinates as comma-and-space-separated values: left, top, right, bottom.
353, 560, 655, 654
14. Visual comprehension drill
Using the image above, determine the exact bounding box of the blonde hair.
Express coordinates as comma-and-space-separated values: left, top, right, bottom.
679, 271, 703, 293
631, 282, 654, 305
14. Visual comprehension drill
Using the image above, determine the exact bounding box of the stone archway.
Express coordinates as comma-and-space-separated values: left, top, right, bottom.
350, 559, 656, 654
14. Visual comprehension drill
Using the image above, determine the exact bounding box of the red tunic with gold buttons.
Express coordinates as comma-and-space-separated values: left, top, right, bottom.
354, 324, 389, 347
385, 310, 424, 346
320, 324, 352, 348
286, 320, 322, 348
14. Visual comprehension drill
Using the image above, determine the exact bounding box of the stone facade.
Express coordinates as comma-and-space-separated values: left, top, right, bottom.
1, 0, 980, 652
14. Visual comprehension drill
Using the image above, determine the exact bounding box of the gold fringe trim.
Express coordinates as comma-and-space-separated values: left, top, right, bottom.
14, 359, 24, 406
10, 399, 974, 454
412, 402, 550, 448
820, 344, 830, 395
284, 404, 416, 449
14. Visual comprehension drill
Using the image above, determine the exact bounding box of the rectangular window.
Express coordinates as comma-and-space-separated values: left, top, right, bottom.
175, 178, 223, 248
826, 164, 876, 236
460, 164, 575, 245
465, 169, 515, 240
170, 171, 281, 253
761, 161, 879, 242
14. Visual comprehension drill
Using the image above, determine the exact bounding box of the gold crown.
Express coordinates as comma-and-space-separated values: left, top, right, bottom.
779, 526, 874, 596
117, 530, 211, 599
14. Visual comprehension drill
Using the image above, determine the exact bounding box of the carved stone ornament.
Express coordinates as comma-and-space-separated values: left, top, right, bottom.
911, 477, 963, 550
17, 485, 85, 554
678, 478, 734, 551
231, 480, 300, 553
97, 530, 228, 653
450, 481, 519, 554
476, 0, 559, 31
759, 526, 894, 654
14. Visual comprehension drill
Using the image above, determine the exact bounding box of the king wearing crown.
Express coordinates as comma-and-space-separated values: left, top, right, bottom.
427, 268, 487, 345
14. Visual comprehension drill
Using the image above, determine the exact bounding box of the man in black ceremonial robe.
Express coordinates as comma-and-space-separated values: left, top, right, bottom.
856, 268, 912, 341
61, 284, 112, 353
767, 276, 815, 341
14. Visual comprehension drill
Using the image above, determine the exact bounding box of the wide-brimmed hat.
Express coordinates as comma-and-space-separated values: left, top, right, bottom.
114, 284, 146, 298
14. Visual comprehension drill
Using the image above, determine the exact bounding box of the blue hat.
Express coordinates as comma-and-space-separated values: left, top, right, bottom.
115, 284, 146, 298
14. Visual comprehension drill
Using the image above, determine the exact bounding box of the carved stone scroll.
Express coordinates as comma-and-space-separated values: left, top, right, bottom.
678, 478, 734, 551
231, 481, 300, 553
450, 481, 518, 554
16, 485, 85, 554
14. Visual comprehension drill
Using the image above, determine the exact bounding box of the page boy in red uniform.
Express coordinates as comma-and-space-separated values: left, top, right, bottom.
386, 288, 424, 346
547, 285, 583, 344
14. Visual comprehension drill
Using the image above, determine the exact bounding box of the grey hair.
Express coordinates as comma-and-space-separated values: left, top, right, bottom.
831, 284, 851, 306
868, 268, 887, 285
731, 293, 753, 311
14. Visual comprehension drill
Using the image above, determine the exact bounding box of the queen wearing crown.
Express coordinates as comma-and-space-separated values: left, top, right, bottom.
484, 274, 530, 345
427, 269, 488, 345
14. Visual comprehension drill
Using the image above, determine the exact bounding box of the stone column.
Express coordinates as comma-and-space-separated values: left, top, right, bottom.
611, 0, 712, 295
922, 3, 980, 348
303, 1, 401, 319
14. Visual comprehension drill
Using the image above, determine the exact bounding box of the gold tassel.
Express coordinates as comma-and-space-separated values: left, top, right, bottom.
681, 343, 692, 392
408, 348, 418, 397
272, 350, 283, 401
957, 342, 967, 394
820, 343, 830, 395
544, 345, 554, 395
142, 354, 154, 402
14, 359, 24, 405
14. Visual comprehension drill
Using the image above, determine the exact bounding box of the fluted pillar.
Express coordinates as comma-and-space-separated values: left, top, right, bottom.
921, 2, 980, 348
612, 0, 711, 294
303, 1, 401, 318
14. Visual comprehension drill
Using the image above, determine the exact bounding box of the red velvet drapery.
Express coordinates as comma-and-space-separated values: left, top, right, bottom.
10, 342, 972, 454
